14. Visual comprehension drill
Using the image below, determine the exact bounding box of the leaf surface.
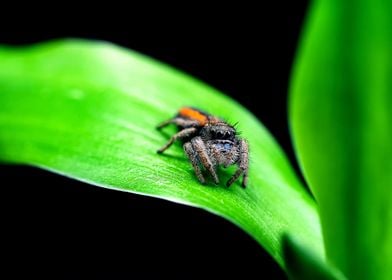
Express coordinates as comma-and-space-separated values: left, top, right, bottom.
290, 1, 392, 278
0, 39, 323, 268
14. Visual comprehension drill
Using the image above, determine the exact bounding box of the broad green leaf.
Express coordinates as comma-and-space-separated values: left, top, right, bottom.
0, 39, 324, 270
290, 0, 392, 279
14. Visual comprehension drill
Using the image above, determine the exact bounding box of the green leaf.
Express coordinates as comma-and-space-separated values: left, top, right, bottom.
290, 0, 392, 279
283, 235, 346, 280
0, 39, 324, 269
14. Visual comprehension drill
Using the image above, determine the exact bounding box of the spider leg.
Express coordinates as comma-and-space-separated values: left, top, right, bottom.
157, 127, 197, 153
191, 136, 219, 184
226, 139, 249, 188
157, 117, 199, 129
183, 142, 206, 184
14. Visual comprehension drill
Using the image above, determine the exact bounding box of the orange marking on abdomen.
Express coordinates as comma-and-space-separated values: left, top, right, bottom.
179, 107, 208, 125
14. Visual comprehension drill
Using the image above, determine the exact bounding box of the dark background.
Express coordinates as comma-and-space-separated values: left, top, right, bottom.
0, 2, 309, 279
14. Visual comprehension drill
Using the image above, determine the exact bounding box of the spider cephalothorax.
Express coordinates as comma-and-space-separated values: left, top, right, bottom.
157, 107, 249, 188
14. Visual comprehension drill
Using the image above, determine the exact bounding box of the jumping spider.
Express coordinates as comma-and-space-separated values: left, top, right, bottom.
157, 107, 249, 188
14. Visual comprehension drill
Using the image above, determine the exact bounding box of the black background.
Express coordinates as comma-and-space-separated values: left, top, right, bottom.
1, 2, 309, 279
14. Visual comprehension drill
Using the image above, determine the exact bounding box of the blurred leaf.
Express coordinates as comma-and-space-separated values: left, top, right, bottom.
0, 39, 324, 268
283, 235, 345, 280
290, 0, 392, 279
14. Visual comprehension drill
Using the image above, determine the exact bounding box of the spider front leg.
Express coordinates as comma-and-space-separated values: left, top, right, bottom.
226, 139, 249, 188
183, 142, 205, 184
191, 137, 219, 184
157, 127, 198, 153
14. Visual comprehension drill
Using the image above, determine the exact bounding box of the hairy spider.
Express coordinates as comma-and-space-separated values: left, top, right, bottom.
157, 107, 249, 188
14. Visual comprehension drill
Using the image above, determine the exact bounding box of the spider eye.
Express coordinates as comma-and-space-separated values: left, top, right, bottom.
216, 131, 224, 138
